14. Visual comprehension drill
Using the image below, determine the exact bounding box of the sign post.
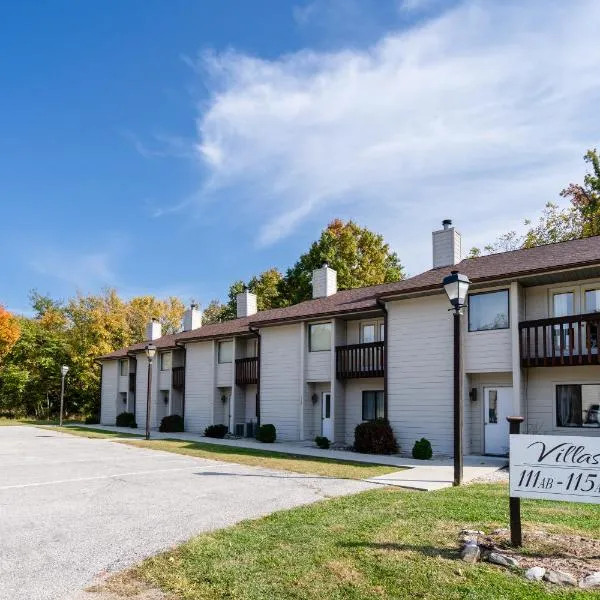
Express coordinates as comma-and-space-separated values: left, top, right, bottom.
507, 416, 524, 546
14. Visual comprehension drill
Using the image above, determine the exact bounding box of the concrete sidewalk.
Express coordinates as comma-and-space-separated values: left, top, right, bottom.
75, 424, 507, 491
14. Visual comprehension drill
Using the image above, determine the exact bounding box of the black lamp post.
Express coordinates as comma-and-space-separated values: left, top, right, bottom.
442, 270, 470, 486
145, 343, 157, 440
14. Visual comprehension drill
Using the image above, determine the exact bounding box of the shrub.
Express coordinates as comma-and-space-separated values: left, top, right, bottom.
159, 414, 184, 433
354, 419, 398, 455
412, 438, 433, 460
257, 424, 276, 443
204, 424, 228, 438
84, 414, 100, 425
315, 436, 330, 449
116, 411, 137, 428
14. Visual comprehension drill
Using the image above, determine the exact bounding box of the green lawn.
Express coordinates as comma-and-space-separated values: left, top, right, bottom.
46, 425, 143, 439
120, 438, 400, 480
124, 483, 600, 599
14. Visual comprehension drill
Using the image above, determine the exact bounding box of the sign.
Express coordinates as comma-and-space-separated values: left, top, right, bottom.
510, 434, 600, 504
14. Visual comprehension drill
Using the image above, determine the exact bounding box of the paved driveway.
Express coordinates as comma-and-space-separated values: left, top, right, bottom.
0, 427, 374, 600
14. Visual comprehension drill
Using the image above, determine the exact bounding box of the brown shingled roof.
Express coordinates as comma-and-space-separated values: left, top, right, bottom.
98, 235, 600, 360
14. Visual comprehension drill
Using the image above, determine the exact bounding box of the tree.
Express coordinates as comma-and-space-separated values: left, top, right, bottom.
279, 219, 404, 305
0, 306, 20, 362
202, 299, 226, 325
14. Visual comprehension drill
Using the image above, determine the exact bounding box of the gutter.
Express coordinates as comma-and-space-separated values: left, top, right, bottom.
376, 298, 389, 421
249, 326, 261, 427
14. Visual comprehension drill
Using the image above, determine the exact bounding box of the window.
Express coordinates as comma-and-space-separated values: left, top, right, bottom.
556, 384, 600, 428
218, 340, 233, 363
160, 352, 172, 371
379, 322, 385, 342
119, 359, 128, 376
553, 292, 575, 352
468, 290, 509, 331
309, 323, 331, 352
247, 338, 258, 358
362, 390, 384, 421
360, 321, 384, 343
585, 289, 600, 313
119, 392, 127, 405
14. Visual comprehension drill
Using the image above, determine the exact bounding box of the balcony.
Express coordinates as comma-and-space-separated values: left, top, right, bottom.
172, 366, 185, 389
520, 313, 600, 367
336, 341, 385, 379
235, 357, 259, 385
128, 372, 136, 393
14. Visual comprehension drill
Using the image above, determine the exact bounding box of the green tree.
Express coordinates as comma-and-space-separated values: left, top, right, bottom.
202, 299, 226, 325
279, 219, 404, 305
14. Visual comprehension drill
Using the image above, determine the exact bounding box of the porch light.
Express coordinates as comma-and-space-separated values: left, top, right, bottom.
145, 343, 157, 363
443, 270, 470, 313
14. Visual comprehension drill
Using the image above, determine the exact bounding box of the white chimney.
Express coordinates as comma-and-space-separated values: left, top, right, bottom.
237, 290, 258, 318
183, 303, 202, 332
145, 318, 162, 341
312, 264, 338, 299
432, 219, 462, 269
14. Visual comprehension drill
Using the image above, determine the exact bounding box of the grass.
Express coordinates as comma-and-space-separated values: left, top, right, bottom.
44, 425, 143, 439
126, 483, 600, 599
120, 438, 400, 480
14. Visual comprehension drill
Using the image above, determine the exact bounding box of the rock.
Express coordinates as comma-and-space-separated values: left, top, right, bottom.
491, 528, 509, 535
460, 542, 481, 564
580, 573, 600, 588
524, 567, 546, 581
460, 529, 485, 536
544, 570, 577, 586
486, 552, 519, 568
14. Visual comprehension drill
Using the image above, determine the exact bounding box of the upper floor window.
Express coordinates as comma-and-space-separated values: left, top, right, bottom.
160, 352, 172, 371
468, 290, 509, 332
556, 384, 600, 428
360, 320, 384, 344
119, 359, 128, 376
247, 338, 258, 358
553, 291, 574, 317
585, 289, 600, 313
309, 323, 331, 352
218, 340, 233, 364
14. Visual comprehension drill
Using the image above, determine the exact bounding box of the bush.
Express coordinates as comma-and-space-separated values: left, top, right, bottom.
315, 436, 330, 449
204, 424, 228, 438
354, 419, 398, 455
412, 438, 433, 460
84, 414, 100, 425
116, 411, 137, 428
257, 424, 276, 443
159, 414, 184, 433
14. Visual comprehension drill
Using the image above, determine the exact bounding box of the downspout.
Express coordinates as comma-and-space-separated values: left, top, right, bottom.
93, 358, 103, 422
376, 298, 389, 420
249, 326, 261, 427
175, 341, 187, 425
127, 351, 137, 417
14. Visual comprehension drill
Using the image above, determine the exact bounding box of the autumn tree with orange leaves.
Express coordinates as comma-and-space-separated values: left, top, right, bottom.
0, 306, 20, 362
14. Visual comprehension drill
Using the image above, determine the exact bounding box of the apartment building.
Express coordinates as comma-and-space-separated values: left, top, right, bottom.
98, 223, 600, 456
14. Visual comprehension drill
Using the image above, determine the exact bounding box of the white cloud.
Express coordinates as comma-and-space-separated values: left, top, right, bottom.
190, 0, 600, 272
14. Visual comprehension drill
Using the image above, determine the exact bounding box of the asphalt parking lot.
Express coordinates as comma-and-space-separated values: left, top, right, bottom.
0, 426, 373, 600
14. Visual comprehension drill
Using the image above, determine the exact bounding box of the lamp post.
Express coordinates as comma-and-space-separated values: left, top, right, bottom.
59, 365, 69, 426
145, 343, 157, 440
442, 270, 470, 486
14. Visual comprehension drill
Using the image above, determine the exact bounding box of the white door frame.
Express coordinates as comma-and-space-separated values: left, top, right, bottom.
321, 391, 333, 439
483, 386, 512, 455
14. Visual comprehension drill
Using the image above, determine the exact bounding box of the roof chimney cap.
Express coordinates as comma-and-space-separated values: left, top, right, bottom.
442, 219, 452, 230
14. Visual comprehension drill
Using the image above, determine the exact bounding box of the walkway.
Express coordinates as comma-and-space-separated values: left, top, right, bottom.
77, 424, 507, 491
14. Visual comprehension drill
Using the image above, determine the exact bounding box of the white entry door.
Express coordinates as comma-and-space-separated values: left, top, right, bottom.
322, 392, 333, 439
484, 387, 512, 455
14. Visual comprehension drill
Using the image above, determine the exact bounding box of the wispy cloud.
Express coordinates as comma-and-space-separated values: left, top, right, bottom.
30, 251, 115, 289
122, 129, 195, 161
184, 0, 600, 271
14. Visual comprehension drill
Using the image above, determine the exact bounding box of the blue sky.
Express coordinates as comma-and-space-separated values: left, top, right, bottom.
1, 0, 599, 315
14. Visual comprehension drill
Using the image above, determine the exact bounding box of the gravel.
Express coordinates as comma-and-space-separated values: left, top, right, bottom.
0, 426, 376, 600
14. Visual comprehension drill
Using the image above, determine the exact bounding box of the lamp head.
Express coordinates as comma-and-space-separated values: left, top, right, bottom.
442, 270, 470, 313
61, 365, 69, 377
145, 343, 157, 362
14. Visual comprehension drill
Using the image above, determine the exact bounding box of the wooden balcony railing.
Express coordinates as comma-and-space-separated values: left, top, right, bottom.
172, 366, 185, 389
128, 372, 136, 393
519, 313, 600, 367
336, 341, 385, 379
235, 357, 259, 385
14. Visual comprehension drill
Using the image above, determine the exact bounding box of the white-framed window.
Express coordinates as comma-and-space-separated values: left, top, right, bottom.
584, 288, 600, 313
362, 390, 384, 420
119, 359, 128, 376
553, 291, 575, 317
309, 323, 331, 352
119, 391, 127, 405
468, 290, 509, 332
247, 338, 258, 358
556, 384, 600, 428
218, 340, 233, 364
360, 320, 384, 343
160, 352, 172, 371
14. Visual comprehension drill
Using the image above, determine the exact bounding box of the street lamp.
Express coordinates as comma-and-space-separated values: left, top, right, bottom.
442, 270, 470, 486
145, 343, 157, 440
59, 365, 69, 427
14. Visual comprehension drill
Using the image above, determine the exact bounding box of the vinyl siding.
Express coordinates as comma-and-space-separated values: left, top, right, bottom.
306, 349, 331, 382
216, 362, 233, 387
333, 319, 345, 443
134, 356, 148, 428
184, 341, 215, 433
118, 375, 129, 392
100, 361, 118, 425
260, 324, 301, 440
158, 370, 171, 391
464, 329, 512, 372
344, 378, 384, 445
387, 295, 455, 454
526, 366, 600, 437
244, 384, 258, 424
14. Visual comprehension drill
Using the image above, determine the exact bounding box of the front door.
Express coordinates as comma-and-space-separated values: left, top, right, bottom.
321, 392, 333, 439
484, 387, 512, 455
